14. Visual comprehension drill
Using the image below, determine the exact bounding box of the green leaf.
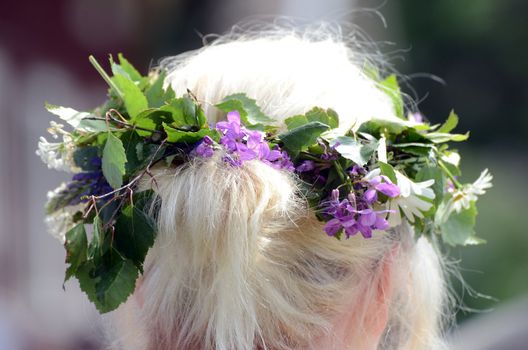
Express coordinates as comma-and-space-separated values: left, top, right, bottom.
45, 103, 93, 128
161, 96, 207, 128
134, 109, 174, 137
463, 235, 487, 245
117, 53, 142, 82
120, 131, 161, 174
285, 107, 339, 131
306, 107, 339, 129
439, 202, 478, 246
64, 223, 88, 283
163, 123, 216, 143
76, 119, 117, 133
380, 75, 404, 119
279, 121, 330, 155
76, 253, 139, 313
145, 70, 175, 108
120, 131, 143, 174
379, 162, 397, 183
102, 133, 127, 189
358, 119, 409, 136
73, 147, 100, 171
94, 252, 139, 313
437, 110, 459, 133
391, 142, 436, 149
216, 93, 274, 127
440, 151, 462, 176
112, 74, 148, 120
75, 261, 101, 309
88, 216, 106, 260
284, 115, 308, 130
89, 55, 123, 100
425, 132, 469, 143
330, 136, 378, 166
391, 142, 436, 157
416, 166, 445, 206
114, 203, 156, 271
98, 201, 120, 228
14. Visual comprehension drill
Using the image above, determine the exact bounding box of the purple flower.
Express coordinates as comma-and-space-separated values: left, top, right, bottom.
446, 178, 456, 192
66, 157, 113, 205
256, 141, 279, 161
320, 143, 339, 161
349, 165, 366, 177
216, 111, 258, 163
323, 188, 393, 239
364, 188, 378, 204
195, 135, 214, 158
212, 110, 295, 170
194, 110, 295, 170
246, 129, 264, 150
410, 112, 424, 123
364, 175, 400, 204
296, 160, 315, 173
222, 155, 243, 167
268, 150, 295, 171
236, 143, 258, 161
323, 192, 359, 238
217, 111, 243, 136
217, 111, 245, 153
314, 174, 327, 185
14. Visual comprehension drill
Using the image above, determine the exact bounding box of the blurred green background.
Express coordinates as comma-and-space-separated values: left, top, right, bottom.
393, 0, 528, 321
0, 0, 526, 348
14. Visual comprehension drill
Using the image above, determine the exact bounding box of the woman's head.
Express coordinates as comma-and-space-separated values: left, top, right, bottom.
109, 26, 449, 350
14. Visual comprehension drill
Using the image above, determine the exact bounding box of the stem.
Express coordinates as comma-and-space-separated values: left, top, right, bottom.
437, 159, 462, 188
108, 109, 128, 123
84, 116, 164, 135
299, 152, 323, 161
88, 55, 124, 100
332, 160, 354, 190
332, 160, 347, 184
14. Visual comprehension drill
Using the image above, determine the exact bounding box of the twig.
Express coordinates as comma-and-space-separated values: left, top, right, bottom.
83, 116, 164, 135
93, 138, 167, 201
107, 109, 128, 123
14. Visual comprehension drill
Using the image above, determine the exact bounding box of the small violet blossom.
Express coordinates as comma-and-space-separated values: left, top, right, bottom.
319, 140, 339, 161
68, 171, 113, 206
296, 160, 315, 173
409, 112, 424, 123
364, 175, 400, 204
349, 165, 366, 177
195, 136, 215, 158
323, 189, 392, 239
195, 110, 294, 170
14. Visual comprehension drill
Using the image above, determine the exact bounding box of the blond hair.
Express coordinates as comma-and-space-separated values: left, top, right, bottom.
108, 24, 450, 350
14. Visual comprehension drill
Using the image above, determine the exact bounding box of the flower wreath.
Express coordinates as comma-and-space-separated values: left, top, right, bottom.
37, 54, 492, 313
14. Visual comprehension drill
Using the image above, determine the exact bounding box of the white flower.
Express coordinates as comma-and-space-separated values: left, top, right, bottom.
36, 122, 80, 172
45, 209, 73, 244
45, 205, 85, 244
45, 183, 85, 243
364, 169, 435, 227
446, 169, 492, 214
387, 171, 435, 227
46, 182, 67, 200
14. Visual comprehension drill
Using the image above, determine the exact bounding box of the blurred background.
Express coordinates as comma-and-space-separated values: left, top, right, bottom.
0, 0, 526, 349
